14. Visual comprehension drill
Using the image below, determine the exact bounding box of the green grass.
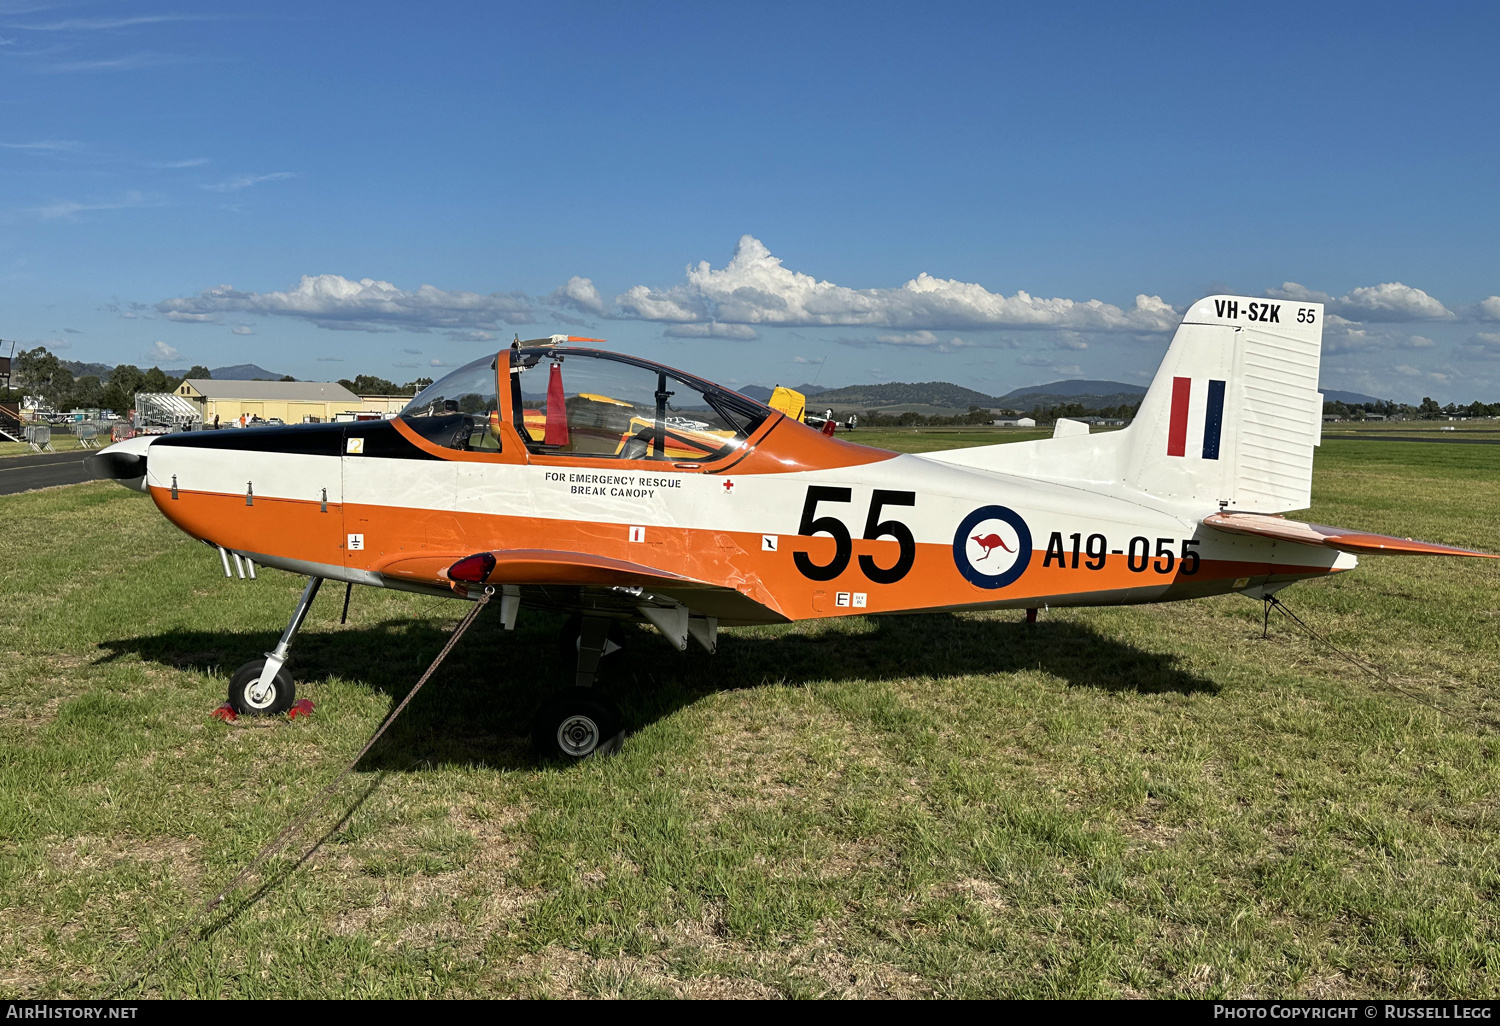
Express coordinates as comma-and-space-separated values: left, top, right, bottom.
1, 431, 1497, 998
0, 434, 95, 458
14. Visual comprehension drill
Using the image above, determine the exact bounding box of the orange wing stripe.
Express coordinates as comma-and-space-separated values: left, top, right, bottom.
1203, 512, 1496, 558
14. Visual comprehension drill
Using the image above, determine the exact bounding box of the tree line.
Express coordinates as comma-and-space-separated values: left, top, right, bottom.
335, 375, 433, 397
2, 347, 220, 416
4, 346, 433, 417
853, 401, 1142, 428
1324, 398, 1499, 419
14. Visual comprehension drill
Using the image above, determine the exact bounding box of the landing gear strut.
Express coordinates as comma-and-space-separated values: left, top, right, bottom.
228, 576, 322, 716
533, 615, 625, 759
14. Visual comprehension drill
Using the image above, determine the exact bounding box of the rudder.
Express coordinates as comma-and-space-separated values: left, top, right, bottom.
1123, 295, 1324, 512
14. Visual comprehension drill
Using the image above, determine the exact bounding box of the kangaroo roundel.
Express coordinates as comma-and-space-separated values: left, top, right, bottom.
953, 506, 1033, 589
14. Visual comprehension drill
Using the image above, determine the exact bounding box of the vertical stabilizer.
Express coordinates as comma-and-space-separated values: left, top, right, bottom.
1122, 295, 1324, 512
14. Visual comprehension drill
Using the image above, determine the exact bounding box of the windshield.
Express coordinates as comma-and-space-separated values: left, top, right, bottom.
512, 347, 769, 461
400, 355, 502, 451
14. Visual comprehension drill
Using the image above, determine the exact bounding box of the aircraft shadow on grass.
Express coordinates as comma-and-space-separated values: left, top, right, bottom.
96, 608, 1216, 772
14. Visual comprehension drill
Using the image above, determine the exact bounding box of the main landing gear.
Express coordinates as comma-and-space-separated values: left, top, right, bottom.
532, 615, 625, 760
229, 581, 629, 759
227, 576, 322, 716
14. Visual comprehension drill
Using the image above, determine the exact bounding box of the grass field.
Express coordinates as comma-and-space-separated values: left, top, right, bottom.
0, 434, 94, 458
1, 431, 1498, 998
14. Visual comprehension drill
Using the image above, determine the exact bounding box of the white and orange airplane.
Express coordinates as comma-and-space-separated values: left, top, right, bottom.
89, 295, 1494, 758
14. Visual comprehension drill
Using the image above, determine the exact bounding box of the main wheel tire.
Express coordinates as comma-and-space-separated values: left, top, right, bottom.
228, 658, 296, 716
531, 688, 625, 760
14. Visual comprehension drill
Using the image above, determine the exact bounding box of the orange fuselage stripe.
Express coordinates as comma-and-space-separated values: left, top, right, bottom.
153, 485, 1330, 620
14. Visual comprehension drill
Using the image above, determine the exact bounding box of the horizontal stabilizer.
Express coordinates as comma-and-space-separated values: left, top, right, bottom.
1203, 512, 1496, 558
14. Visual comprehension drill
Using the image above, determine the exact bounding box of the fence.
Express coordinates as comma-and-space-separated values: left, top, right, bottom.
23, 424, 54, 452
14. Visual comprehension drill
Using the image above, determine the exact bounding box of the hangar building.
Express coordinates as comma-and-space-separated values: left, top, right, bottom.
174, 379, 365, 424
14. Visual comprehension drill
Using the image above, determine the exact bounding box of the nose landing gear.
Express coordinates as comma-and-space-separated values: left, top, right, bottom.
227, 576, 322, 716
228, 657, 296, 715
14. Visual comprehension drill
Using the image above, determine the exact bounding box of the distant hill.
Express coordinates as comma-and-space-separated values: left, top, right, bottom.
988, 379, 1144, 412
57, 360, 285, 381
59, 360, 116, 379
805, 381, 1000, 410
205, 363, 284, 380
1323, 389, 1385, 405
998, 378, 1143, 400
738, 378, 1146, 413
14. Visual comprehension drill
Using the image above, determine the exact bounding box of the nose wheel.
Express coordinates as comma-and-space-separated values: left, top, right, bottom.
226, 574, 322, 717
531, 688, 624, 760
228, 657, 296, 716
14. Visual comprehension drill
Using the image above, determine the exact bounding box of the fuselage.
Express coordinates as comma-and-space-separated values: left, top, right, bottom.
113, 409, 1350, 626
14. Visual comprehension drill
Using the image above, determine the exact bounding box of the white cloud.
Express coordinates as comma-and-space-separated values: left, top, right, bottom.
42, 52, 192, 73
662, 322, 758, 340
1400, 335, 1435, 349
23, 14, 210, 30
1474, 297, 1500, 322
0, 138, 83, 152
875, 331, 940, 346
156, 275, 534, 333
1267, 281, 1453, 322
545, 276, 605, 316
23, 190, 151, 220
231, 324, 252, 335
1390, 364, 1456, 386
1461, 333, 1500, 361
614, 235, 1180, 333
447, 329, 497, 342
1016, 355, 1083, 376
201, 172, 296, 193
149, 340, 179, 362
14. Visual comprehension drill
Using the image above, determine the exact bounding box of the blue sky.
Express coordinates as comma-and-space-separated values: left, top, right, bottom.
2, 0, 1498, 402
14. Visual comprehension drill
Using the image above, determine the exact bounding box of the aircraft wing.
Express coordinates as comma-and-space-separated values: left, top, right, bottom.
1202, 512, 1497, 557
467, 549, 714, 588
376, 548, 786, 623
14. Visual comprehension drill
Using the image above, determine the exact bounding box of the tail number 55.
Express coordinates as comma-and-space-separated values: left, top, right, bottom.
792, 487, 917, 584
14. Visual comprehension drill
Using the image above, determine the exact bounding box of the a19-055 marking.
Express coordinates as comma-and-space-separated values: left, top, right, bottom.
1045, 532, 1199, 574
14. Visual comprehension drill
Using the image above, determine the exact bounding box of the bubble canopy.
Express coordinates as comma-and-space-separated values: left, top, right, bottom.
400, 347, 773, 460
402, 355, 498, 420
398, 354, 502, 451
